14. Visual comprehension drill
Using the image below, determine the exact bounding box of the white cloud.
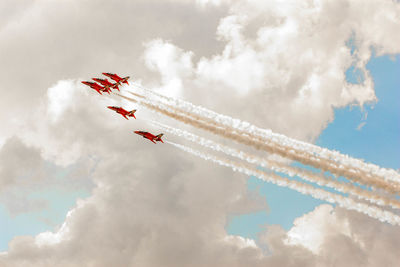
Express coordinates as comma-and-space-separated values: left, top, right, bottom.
46, 80, 81, 123
196, 0, 232, 8
282, 204, 400, 267
141, 0, 400, 142
144, 39, 194, 97
286, 205, 352, 253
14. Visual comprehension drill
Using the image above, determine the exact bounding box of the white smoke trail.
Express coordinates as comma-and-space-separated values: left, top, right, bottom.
130, 83, 400, 186
152, 121, 400, 210
124, 89, 400, 194
166, 140, 400, 226
117, 91, 400, 223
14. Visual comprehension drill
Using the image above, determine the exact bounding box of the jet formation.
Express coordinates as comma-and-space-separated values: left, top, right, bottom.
82, 72, 126, 95
82, 73, 164, 144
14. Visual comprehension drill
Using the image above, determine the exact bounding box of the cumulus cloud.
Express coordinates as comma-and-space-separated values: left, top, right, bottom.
144, 40, 194, 97
1, 77, 268, 265
285, 204, 400, 267
0, 134, 92, 216
0, 0, 400, 266
286, 205, 352, 253
142, 0, 400, 141
46, 80, 81, 123
196, 0, 232, 8
0, 137, 49, 215
0, 137, 44, 191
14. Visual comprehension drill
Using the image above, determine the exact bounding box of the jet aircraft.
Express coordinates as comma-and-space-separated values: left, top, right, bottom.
92, 78, 120, 91
107, 106, 136, 120
134, 131, 164, 144
81, 81, 110, 95
103, 73, 130, 85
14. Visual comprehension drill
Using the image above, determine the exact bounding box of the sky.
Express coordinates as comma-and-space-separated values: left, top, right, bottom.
0, 1, 399, 266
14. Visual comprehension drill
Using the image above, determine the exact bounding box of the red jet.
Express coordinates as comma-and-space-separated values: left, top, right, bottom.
81, 81, 111, 95
107, 106, 137, 120
134, 131, 164, 144
92, 78, 120, 91
102, 73, 130, 86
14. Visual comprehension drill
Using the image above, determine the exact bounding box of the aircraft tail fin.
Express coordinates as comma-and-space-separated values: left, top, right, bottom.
129, 110, 136, 119
124, 77, 130, 85
156, 134, 164, 143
